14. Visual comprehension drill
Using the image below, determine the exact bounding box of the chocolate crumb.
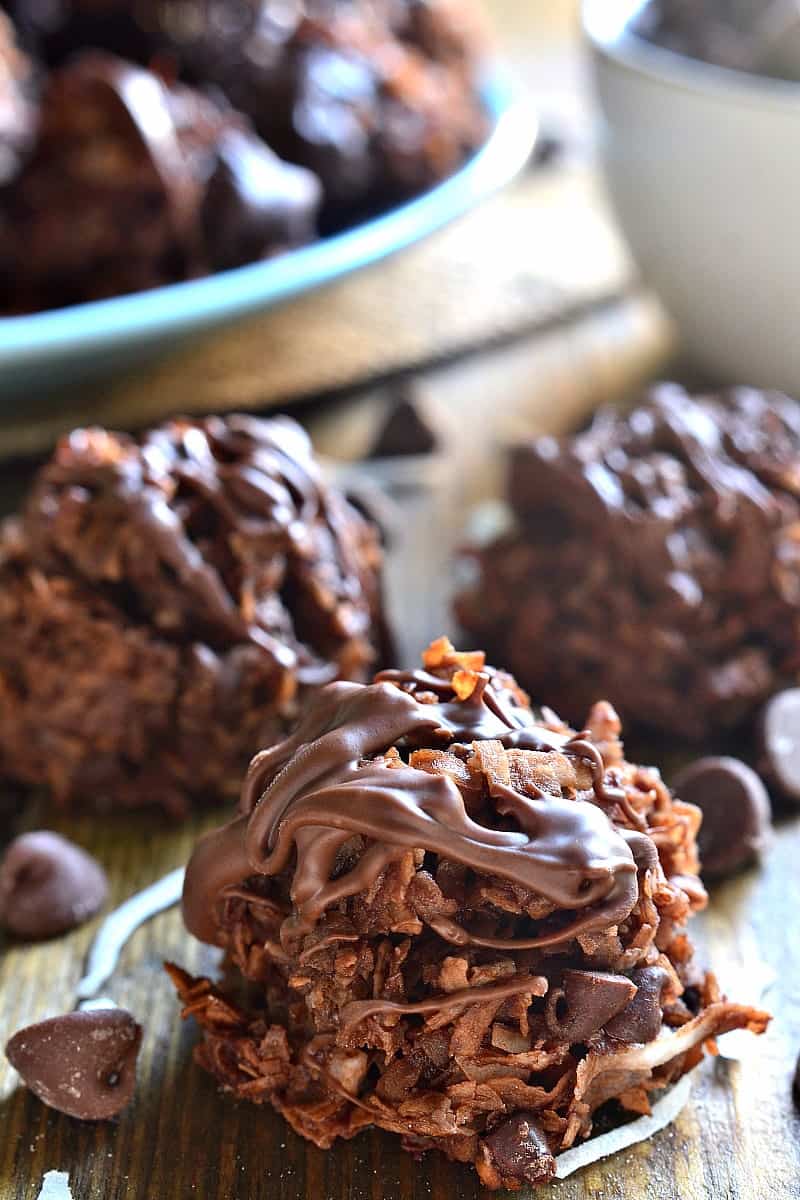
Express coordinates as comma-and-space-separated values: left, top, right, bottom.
672, 757, 772, 879
6, 1008, 141, 1119
367, 395, 439, 459
0, 832, 108, 939
793, 1053, 800, 1110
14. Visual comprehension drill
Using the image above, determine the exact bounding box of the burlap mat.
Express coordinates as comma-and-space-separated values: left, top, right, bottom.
0, 163, 664, 460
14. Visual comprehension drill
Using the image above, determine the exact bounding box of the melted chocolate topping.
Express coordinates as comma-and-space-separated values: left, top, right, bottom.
459, 386, 800, 742
183, 655, 644, 950
48, 53, 201, 249
339, 973, 548, 1032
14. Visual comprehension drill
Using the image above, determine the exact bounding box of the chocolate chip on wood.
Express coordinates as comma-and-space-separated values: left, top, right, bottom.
0, 832, 108, 939
672, 757, 772, 879
367, 395, 439, 459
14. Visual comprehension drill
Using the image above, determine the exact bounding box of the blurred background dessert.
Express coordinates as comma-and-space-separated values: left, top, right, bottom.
0, 51, 322, 311
0, 0, 490, 309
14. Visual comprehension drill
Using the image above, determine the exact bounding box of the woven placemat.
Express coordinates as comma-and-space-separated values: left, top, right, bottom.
0, 164, 654, 459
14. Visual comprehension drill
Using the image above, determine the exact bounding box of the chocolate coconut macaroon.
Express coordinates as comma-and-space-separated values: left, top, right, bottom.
8, 0, 489, 249
171, 637, 768, 1190
0, 413, 385, 816
0, 51, 321, 311
457, 385, 800, 742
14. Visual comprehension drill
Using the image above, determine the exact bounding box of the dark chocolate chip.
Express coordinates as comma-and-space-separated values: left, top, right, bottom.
0, 831, 108, 939
366, 395, 439, 459
762, 689, 800, 810
202, 127, 320, 270
544, 969, 636, 1043
604, 966, 670, 1044
793, 1052, 800, 1111
483, 1111, 556, 1186
6, 1008, 141, 1119
672, 757, 772, 879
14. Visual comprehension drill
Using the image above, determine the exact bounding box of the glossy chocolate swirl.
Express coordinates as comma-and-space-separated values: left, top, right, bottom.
24, 414, 374, 677
183, 644, 645, 948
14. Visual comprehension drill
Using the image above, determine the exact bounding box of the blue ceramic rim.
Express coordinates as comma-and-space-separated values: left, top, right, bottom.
0, 73, 537, 371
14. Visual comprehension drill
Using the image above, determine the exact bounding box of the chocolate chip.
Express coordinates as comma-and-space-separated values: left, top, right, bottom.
483, 1111, 556, 1186
366, 395, 439, 459
762, 689, 800, 810
5, 1008, 141, 1119
793, 1052, 800, 1111
202, 127, 320, 270
604, 966, 670, 1044
672, 757, 772, 879
544, 969, 636, 1043
0, 832, 108, 939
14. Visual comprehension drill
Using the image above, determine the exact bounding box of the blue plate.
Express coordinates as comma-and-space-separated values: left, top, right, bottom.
0, 75, 536, 400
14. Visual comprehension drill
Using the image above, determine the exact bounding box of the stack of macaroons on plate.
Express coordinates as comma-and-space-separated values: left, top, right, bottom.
0, 0, 489, 310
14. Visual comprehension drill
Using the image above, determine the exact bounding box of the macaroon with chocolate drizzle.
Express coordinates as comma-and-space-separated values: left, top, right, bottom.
171, 637, 769, 1191
0, 413, 385, 815
0, 50, 321, 312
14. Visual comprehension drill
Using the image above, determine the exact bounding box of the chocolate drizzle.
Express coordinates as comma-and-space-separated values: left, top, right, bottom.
183, 645, 644, 950
339, 974, 548, 1033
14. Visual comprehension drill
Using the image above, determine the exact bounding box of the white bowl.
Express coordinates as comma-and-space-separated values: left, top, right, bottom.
583, 0, 800, 392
